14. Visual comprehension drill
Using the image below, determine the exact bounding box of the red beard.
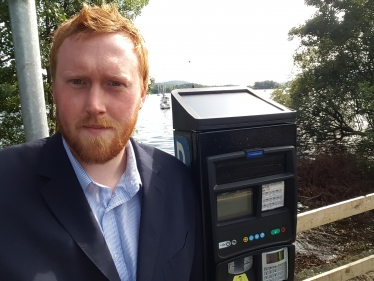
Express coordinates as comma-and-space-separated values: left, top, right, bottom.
57, 111, 138, 164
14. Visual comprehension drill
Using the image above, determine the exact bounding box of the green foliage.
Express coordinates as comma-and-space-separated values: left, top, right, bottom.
147, 77, 155, 95
270, 86, 292, 108
150, 82, 206, 94
0, 83, 25, 147
0, 0, 149, 149
172, 83, 206, 90
288, 0, 374, 155
251, 80, 281, 89
0, 1, 24, 148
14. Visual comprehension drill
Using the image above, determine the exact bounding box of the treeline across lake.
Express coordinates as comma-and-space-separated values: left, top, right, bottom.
149, 79, 282, 94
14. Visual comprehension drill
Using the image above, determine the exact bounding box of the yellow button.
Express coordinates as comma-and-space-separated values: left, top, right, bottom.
233, 273, 249, 281
243, 237, 248, 242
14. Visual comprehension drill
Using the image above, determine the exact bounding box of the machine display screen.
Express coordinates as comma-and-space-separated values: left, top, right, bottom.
266, 249, 285, 264
180, 92, 284, 118
217, 189, 253, 222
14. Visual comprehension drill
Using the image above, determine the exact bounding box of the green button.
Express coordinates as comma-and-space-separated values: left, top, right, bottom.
271, 228, 280, 235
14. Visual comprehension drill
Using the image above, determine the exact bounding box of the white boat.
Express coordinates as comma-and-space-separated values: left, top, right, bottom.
160, 94, 170, 109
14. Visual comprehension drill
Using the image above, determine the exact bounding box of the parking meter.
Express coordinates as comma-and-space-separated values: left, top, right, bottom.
171, 86, 297, 281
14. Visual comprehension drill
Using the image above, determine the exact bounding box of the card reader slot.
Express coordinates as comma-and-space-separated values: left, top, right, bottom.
215, 153, 286, 184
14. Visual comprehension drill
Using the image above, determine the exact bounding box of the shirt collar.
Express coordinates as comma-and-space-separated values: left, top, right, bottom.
62, 138, 142, 195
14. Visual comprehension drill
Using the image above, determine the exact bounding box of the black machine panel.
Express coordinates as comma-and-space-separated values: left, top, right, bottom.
207, 147, 297, 262
216, 244, 296, 281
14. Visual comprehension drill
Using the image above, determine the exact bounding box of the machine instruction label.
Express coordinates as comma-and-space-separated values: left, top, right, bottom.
218, 240, 231, 249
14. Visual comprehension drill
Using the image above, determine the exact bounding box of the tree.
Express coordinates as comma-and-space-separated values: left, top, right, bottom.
147, 77, 155, 95
288, 0, 374, 155
270, 86, 292, 109
0, 0, 149, 149
0, 84, 25, 147
251, 80, 280, 89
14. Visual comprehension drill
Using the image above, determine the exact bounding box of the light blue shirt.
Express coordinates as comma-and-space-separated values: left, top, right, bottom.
63, 138, 142, 281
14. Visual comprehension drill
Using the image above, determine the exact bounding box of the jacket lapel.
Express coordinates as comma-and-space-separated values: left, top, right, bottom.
131, 139, 166, 281
38, 133, 120, 281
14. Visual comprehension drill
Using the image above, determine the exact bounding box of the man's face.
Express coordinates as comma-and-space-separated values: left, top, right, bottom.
53, 33, 146, 164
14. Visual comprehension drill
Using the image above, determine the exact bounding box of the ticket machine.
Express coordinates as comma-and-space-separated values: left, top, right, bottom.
171, 86, 297, 281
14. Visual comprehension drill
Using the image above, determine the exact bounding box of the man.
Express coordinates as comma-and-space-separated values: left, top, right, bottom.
0, 3, 202, 281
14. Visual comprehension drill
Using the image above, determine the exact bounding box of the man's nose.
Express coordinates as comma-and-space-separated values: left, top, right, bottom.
85, 84, 106, 115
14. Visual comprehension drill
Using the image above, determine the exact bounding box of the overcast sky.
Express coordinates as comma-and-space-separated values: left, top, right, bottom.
134, 0, 317, 86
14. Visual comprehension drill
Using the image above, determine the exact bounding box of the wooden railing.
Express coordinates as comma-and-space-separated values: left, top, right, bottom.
296, 193, 374, 280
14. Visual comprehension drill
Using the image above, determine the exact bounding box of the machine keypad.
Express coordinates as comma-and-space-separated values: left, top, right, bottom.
263, 264, 286, 281
262, 182, 285, 211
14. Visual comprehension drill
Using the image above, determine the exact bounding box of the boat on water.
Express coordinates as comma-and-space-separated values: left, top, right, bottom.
160, 94, 170, 109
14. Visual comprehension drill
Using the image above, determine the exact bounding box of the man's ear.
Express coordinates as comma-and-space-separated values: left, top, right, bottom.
139, 87, 147, 109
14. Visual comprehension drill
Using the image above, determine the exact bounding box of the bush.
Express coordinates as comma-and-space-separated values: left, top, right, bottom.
297, 153, 374, 206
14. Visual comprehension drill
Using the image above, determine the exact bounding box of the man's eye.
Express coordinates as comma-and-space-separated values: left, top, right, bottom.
72, 79, 82, 84
110, 81, 121, 86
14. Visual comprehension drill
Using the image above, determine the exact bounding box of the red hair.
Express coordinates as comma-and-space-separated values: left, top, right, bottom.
50, 3, 149, 90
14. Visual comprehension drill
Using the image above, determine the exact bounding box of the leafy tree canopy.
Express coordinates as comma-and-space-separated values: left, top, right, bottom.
0, 0, 149, 149
147, 76, 155, 95
251, 80, 281, 89
288, 0, 374, 155
150, 82, 207, 94
270, 86, 292, 109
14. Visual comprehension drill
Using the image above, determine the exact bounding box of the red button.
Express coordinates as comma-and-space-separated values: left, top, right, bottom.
281, 227, 286, 232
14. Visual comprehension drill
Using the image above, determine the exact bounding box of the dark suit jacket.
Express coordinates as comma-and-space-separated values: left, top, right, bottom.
0, 133, 203, 281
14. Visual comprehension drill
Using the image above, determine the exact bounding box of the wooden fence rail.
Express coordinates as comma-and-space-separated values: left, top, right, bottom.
297, 193, 374, 233
296, 193, 374, 280
303, 255, 374, 281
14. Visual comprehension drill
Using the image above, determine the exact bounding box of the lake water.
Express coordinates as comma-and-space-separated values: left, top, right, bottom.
135, 94, 174, 155
135, 89, 274, 156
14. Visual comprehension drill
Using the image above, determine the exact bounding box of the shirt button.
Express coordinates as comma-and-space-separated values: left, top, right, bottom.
113, 253, 119, 261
